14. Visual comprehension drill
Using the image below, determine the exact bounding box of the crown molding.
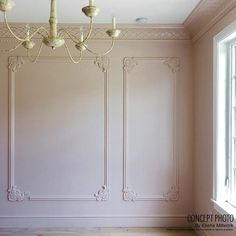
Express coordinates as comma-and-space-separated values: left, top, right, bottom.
0, 23, 191, 41
184, 0, 236, 42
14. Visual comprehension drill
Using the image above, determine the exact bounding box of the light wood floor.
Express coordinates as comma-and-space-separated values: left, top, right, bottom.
0, 228, 196, 236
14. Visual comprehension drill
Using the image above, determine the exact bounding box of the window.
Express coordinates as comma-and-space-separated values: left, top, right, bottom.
227, 40, 236, 207
214, 21, 236, 216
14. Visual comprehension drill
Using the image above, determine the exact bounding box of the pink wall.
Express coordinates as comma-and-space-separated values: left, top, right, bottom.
193, 6, 236, 236
0, 38, 193, 227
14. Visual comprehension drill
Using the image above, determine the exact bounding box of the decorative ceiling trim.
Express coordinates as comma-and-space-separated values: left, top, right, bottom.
0, 24, 191, 41
3, 0, 236, 43
184, 0, 236, 42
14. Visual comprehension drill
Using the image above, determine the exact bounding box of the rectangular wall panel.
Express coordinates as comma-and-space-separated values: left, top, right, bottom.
8, 57, 109, 201
123, 57, 179, 201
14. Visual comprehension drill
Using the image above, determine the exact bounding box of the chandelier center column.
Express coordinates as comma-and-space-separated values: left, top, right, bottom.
49, 0, 58, 38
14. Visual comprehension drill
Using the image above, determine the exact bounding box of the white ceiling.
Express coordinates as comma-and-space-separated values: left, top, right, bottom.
0, 0, 200, 24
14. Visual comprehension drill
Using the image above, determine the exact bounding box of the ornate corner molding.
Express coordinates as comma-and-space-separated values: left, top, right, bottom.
94, 57, 110, 73
163, 57, 180, 73
7, 186, 30, 202
123, 187, 137, 201
94, 185, 109, 201
123, 57, 138, 73
163, 186, 179, 201
8, 56, 25, 72
184, 0, 236, 41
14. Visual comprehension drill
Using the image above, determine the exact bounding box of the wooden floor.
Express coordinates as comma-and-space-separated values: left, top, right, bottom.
0, 228, 196, 236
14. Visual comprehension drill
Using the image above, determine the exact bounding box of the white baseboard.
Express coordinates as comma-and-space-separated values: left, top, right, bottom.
195, 230, 208, 236
0, 215, 191, 228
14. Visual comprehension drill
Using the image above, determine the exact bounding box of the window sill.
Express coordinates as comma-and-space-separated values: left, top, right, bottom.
212, 199, 236, 227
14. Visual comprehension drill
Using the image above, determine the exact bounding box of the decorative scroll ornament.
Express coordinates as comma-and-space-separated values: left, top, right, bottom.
123, 187, 137, 201
163, 186, 179, 201
94, 57, 110, 73
8, 186, 30, 202
163, 57, 180, 73
123, 57, 138, 73
94, 185, 109, 201
8, 56, 24, 72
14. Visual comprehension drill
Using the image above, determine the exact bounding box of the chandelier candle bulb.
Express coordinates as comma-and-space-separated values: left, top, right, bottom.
51, 0, 57, 18
49, 0, 58, 38
80, 29, 84, 42
26, 25, 30, 37
112, 16, 116, 30
89, 0, 93, 6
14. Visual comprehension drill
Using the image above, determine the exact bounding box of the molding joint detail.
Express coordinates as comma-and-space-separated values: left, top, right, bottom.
7, 186, 30, 202
8, 56, 25, 72
163, 186, 179, 201
94, 185, 109, 201
123, 187, 137, 201
123, 57, 138, 73
94, 57, 110, 73
163, 57, 180, 73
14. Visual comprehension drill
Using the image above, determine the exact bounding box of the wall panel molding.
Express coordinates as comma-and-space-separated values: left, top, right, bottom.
122, 57, 179, 201
7, 56, 109, 202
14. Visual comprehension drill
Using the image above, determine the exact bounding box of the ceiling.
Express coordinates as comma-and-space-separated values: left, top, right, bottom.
0, 0, 201, 24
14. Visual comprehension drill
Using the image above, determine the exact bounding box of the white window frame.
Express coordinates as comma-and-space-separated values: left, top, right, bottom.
230, 42, 236, 208
213, 20, 236, 219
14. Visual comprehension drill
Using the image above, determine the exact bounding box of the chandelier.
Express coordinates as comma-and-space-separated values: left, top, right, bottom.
0, 0, 121, 63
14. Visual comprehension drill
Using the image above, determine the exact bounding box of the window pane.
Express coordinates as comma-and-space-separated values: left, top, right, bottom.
233, 138, 236, 192
232, 46, 236, 205
234, 108, 236, 136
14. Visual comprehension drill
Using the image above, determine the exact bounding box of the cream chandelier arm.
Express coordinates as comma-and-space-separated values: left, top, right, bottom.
83, 38, 115, 57
64, 42, 83, 64
57, 29, 79, 44
0, 40, 22, 52
81, 18, 93, 43
4, 12, 49, 42
58, 18, 94, 44
0, 0, 121, 64
27, 42, 44, 63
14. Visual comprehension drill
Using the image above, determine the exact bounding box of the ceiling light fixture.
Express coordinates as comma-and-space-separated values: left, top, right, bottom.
0, 0, 121, 64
